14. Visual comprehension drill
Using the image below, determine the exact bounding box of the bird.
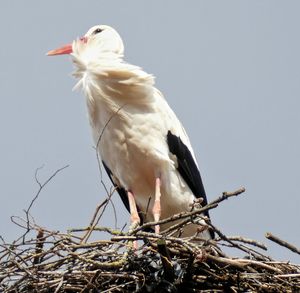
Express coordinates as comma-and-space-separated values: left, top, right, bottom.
47, 25, 213, 240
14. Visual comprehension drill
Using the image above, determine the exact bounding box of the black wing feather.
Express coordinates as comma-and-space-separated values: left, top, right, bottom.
102, 160, 147, 226
167, 131, 209, 214
102, 161, 130, 212
167, 131, 214, 238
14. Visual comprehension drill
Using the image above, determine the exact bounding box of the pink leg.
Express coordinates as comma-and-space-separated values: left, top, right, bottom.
152, 177, 161, 234
127, 191, 140, 249
128, 191, 140, 227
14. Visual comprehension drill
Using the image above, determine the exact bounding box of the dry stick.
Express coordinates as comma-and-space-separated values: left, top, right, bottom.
2, 245, 36, 278
53, 277, 64, 293
10, 215, 35, 232
70, 226, 123, 236
266, 232, 300, 255
237, 259, 283, 273
19, 165, 69, 244
81, 188, 120, 244
90, 188, 118, 233
68, 240, 127, 250
207, 221, 272, 261
226, 236, 267, 251
132, 203, 218, 234
79, 271, 99, 293
80, 197, 109, 243
134, 187, 245, 234
78, 108, 124, 242
161, 217, 200, 236
95, 104, 127, 229
113, 189, 248, 254
101, 281, 136, 293
0, 241, 38, 269
113, 231, 201, 255
275, 273, 300, 278
211, 187, 246, 204
30, 165, 69, 216
206, 254, 250, 270
237, 243, 273, 262
59, 240, 129, 269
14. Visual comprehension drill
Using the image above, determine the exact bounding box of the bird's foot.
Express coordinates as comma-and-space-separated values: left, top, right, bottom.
189, 198, 204, 211
194, 248, 206, 263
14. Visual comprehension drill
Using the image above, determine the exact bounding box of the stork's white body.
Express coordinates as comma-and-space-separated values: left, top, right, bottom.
50, 25, 211, 239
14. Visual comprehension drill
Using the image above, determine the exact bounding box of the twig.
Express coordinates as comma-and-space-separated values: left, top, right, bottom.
20, 165, 69, 243
132, 202, 218, 234
207, 187, 246, 208
95, 104, 127, 229
266, 232, 300, 255
80, 197, 110, 243
226, 236, 267, 250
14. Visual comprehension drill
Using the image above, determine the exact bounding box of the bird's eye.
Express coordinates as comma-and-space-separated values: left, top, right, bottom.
93, 28, 103, 35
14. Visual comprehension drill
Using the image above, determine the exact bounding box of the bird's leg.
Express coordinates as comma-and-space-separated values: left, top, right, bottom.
127, 190, 140, 249
152, 177, 161, 234
128, 190, 140, 228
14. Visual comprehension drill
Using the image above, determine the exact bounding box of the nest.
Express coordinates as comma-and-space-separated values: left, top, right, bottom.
1, 172, 300, 292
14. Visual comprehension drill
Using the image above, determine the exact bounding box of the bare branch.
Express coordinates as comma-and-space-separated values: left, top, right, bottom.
1, 185, 300, 292
19, 165, 69, 243
266, 232, 300, 255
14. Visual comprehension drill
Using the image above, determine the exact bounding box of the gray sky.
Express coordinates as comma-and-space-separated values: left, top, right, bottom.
1, 1, 299, 261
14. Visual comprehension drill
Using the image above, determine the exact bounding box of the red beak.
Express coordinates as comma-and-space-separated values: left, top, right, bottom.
47, 37, 87, 56
47, 43, 73, 56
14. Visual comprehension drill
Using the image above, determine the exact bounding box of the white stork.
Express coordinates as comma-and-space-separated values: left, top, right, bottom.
48, 25, 213, 240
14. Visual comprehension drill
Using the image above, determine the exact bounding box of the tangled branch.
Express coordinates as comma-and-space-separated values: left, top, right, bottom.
1, 182, 299, 292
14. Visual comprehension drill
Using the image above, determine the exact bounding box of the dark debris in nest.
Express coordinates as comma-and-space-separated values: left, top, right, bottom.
1, 181, 300, 292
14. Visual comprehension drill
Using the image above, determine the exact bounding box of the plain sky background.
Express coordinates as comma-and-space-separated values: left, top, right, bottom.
0, 1, 299, 262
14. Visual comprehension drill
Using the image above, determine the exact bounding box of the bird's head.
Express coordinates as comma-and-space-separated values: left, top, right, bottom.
47, 25, 124, 62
